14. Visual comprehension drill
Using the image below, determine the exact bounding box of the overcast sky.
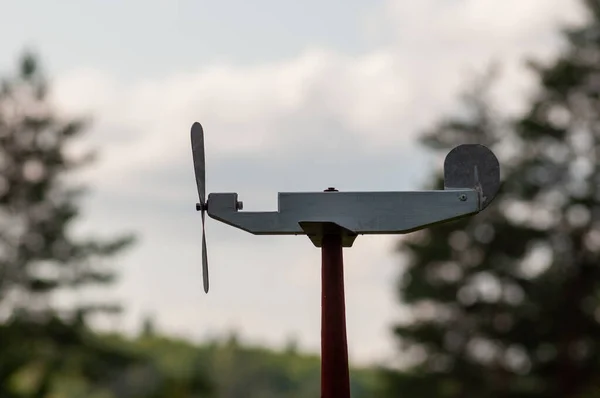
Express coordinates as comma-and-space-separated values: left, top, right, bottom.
1, 0, 586, 366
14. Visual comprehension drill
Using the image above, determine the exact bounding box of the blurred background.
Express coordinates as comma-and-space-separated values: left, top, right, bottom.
1, 0, 598, 396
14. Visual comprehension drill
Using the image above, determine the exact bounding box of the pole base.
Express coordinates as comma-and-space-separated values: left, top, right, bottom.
299, 221, 358, 247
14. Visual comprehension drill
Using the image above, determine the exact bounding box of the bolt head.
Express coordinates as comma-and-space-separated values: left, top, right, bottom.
459, 194, 467, 201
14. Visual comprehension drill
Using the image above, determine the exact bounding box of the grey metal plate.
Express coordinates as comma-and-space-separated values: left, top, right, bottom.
207, 189, 480, 240
444, 144, 500, 209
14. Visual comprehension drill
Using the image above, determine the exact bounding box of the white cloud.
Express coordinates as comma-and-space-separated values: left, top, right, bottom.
52, 0, 586, 194
370, 0, 584, 46
367, 0, 586, 113
50, 0, 587, 365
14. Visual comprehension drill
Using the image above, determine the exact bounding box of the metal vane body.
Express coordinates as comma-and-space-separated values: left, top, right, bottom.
190, 122, 500, 292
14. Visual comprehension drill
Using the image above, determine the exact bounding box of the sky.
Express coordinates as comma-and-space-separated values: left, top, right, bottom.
0, 0, 587, 366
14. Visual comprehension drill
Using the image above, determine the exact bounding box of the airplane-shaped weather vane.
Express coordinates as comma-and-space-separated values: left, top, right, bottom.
190, 121, 500, 397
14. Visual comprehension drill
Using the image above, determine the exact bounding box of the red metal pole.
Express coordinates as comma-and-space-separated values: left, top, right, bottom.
321, 232, 351, 398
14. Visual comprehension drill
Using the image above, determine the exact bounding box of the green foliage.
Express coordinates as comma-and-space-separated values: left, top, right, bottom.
384, 1, 600, 397
97, 332, 380, 398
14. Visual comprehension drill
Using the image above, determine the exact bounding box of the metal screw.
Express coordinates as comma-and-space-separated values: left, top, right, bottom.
459, 194, 467, 201
236, 201, 244, 210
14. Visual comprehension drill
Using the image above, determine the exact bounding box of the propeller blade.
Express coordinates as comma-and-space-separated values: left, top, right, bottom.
201, 210, 209, 293
191, 122, 206, 205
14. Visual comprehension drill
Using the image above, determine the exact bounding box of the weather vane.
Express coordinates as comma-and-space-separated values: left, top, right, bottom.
190, 121, 500, 398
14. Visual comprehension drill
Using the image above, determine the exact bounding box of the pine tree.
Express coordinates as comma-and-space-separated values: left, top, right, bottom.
0, 52, 137, 396
384, 1, 600, 397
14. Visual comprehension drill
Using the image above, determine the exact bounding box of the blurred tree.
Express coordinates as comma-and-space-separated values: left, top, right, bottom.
383, 1, 600, 397
0, 52, 139, 396
141, 314, 157, 338
0, 50, 134, 324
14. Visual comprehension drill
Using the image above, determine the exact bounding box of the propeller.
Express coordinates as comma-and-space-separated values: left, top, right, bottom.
191, 122, 210, 293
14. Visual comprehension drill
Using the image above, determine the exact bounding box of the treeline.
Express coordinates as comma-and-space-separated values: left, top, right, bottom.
6, 324, 381, 397
101, 330, 380, 397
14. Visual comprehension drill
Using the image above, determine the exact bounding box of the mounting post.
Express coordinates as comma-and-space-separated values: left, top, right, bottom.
320, 188, 351, 398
